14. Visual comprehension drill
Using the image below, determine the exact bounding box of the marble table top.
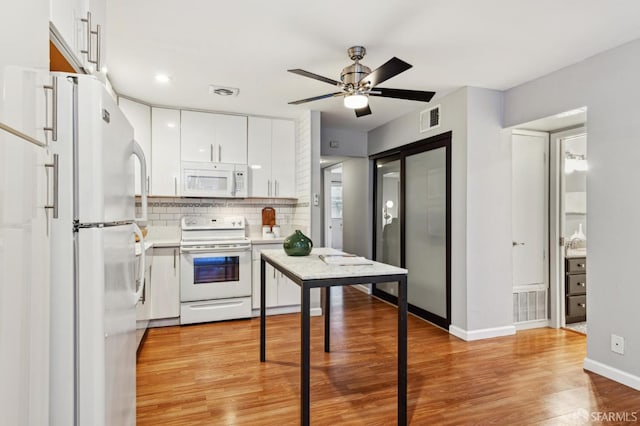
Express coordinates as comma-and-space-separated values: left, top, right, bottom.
260, 247, 408, 281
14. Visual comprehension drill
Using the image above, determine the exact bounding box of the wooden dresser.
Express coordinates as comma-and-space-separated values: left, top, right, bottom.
565, 257, 587, 323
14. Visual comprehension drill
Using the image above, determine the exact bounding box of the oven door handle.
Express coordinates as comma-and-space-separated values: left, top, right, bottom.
180, 245, 251, 254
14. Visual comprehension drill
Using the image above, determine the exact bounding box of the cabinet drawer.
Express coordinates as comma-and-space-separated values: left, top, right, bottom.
566, 257, 586, 273
566, 295, 586, 317
567, 274, 587, 295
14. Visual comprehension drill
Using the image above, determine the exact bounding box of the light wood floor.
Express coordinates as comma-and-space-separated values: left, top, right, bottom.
137, 287, 640, 425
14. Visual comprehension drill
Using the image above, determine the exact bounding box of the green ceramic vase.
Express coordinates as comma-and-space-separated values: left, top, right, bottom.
283, 230, 313, 256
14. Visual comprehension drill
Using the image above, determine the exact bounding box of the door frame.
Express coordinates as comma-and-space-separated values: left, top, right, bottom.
322, 163, 343, 249
370, 131, 452, 329
549, 126, 587, 329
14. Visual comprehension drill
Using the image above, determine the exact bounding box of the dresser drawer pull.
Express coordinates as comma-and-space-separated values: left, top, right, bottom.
576, 263, 585, 268
578, 282, 585, 287
577, 303, 586, 308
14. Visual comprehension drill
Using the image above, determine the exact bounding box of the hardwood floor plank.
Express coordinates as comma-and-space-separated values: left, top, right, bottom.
137, 287, 640, 425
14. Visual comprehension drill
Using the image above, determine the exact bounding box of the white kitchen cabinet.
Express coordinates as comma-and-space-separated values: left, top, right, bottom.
119, 98, 151, 195
248, 117, 295, 197
151, 108, 181, 196
251, 244, 300, 310
150, 247, 180, 319
181, 110, 247, 164
0, 127, 51, 425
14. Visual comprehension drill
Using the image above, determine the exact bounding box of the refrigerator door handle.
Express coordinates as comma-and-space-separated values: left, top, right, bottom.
132, 140, 148, 223
133, 223, 146, 304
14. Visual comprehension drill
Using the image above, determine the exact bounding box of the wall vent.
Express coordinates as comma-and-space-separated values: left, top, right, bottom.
513, 288, 547, 323
209, 85, 240, 97
420, 104, 440, 132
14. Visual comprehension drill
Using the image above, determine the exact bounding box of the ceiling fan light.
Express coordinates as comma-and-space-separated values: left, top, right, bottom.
344, 94, 368, 109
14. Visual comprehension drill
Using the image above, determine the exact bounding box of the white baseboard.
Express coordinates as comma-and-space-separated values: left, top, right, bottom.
515, 319, 549, 331
583, 358, 640, 390
352, 284, 371, 295
449, 325, 516, 341
149, 317, 180, 328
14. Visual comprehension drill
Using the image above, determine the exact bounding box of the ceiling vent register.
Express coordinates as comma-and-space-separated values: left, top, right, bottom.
209, 85, 240, 97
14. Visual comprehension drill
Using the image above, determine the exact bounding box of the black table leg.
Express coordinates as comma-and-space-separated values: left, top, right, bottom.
301, 284, 310, 426
398, 276, 408, 425
324, 286, 331, 352
260, 258, 266, 362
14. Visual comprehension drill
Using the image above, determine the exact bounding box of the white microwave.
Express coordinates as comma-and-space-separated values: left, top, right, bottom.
181, 161, 248, 198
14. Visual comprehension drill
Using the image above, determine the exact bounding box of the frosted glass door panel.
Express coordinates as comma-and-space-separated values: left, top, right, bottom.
375, 159, 401, 296
405, 148, 447, 317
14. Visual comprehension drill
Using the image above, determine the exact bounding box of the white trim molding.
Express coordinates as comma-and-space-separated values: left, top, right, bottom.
515, 319, 550, 331
583, 358, 640, 391
449, 325, 516, 341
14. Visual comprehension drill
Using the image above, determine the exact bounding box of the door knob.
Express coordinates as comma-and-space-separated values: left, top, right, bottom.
512, 241, 525, 247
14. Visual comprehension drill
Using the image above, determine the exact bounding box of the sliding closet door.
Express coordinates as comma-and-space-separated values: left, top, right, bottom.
405, 147, 448, 321
372, 132, 451, 328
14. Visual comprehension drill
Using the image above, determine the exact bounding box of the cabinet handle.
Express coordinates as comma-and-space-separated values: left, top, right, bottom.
275, 180, 278, 197
273, 268, 275, 279
44, 154, 59, 218
95, 24, 102, 71
174, 177, 178, 195
210, 144, 214, 162
577, 263, 585, 268
173, 248, 177, 271
43, 76, 58, 141
578, 303, 586, 308
218, 144, 222, 163
578, 282, 585, 287
146, 176, 150, 193
268, 180, 271, 197
80, 12, 92, 62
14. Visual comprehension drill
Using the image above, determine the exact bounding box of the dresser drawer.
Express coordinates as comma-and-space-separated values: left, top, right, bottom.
566, 257, 586, 273
566, 295, 586, 317
567, 274, 587, 295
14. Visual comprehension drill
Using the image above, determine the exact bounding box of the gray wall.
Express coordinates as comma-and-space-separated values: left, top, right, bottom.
321, 127, 368, 157
341, 157, 372, 259
505, 38, 640, 386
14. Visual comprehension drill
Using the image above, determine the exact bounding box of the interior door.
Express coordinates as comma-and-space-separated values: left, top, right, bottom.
512, 130, 549, 323
329, 181, 343, 250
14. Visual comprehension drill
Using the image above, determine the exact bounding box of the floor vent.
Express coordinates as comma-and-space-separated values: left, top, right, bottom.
420, 104, 440, 132
513, 287, 547, 323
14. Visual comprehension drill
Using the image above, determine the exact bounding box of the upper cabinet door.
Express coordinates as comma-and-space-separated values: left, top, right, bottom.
214, 114, 247, 164
247, 117, 272, 197
151, 108, 181, 196
271, 119, 295, 198
50, 0, 87, 67
181, 111, 247, 164
180, 110, 217, 162
119, 98, 151, 195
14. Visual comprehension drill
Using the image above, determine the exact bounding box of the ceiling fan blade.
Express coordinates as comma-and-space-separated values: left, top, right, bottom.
288, 92, 343, 105
355, 105, 372, 117
370, 88, 435, 102
361, 57, 412, 88
288, 69, 341, 86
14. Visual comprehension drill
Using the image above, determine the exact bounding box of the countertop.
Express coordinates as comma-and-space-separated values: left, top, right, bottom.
261, 247, 408, 281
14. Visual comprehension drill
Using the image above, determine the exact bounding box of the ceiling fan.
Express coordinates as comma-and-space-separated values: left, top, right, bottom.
288, 46, 435, 117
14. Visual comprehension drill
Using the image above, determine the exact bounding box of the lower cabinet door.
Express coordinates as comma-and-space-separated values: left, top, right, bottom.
277, 273, 301, 306
566, 295, 586, 319
150, 247, 180, 319
251, 259, 278, 309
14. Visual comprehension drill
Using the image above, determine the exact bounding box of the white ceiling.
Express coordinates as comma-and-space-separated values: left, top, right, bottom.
106, 0, 640, 132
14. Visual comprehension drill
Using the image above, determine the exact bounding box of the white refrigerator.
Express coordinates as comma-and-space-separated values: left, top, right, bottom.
49, 73, 147, 426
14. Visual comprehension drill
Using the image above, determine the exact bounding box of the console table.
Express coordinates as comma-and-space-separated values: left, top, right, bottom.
259, 248, 409, 425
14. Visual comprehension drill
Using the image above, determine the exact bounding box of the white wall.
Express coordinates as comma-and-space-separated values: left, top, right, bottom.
465, 88, 513, 331
321, 126, 368, 157
341, 158, 372, 258
505, 38, 640, 389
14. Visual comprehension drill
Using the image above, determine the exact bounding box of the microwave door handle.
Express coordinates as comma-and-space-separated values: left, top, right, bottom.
132, 140, 148, 223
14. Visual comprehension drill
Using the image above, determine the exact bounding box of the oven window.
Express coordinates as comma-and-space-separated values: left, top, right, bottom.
193, 256, 239, 284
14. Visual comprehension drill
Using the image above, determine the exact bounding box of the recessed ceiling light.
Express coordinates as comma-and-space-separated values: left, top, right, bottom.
155, 74, 172, 83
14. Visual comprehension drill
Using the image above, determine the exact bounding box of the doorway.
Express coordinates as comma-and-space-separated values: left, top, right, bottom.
323, 164, 343, 250
371, 132, 451, 329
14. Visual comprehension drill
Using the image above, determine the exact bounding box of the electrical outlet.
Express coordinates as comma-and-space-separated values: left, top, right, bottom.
611, 334, 625, 355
